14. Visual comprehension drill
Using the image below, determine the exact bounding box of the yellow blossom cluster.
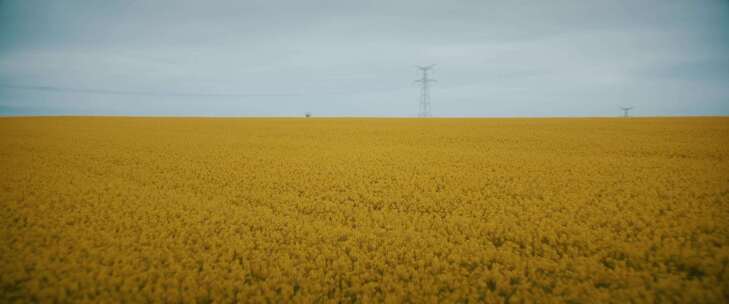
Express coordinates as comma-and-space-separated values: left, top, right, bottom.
1, 117, 728, 303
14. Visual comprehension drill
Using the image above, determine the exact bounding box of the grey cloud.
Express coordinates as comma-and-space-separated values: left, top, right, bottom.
1, 0, 728, 116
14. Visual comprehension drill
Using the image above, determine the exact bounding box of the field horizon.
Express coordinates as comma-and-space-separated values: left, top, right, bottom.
2, 115, 728, 119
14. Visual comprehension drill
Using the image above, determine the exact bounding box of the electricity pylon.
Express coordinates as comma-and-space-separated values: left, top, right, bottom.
620, 106, 633, 118
415, 65, 435, 117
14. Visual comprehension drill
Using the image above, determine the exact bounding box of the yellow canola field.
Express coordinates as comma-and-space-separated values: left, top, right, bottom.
1, 117, 728, 303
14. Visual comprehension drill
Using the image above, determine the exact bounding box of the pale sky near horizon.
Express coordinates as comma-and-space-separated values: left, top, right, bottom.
1, 0, 728, 117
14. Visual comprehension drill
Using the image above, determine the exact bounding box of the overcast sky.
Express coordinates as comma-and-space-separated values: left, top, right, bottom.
1, 0, 728, 117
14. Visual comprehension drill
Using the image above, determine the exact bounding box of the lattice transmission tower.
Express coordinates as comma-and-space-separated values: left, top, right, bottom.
415, 65, 436, 117
620, 106, 633, 118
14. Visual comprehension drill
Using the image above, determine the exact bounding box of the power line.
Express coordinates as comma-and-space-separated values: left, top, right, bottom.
0, 83, 413, 98
415, 65, 435, 117
0, 83, 298, 97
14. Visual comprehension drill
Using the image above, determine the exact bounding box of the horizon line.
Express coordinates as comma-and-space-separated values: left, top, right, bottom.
1, 114, 728, 119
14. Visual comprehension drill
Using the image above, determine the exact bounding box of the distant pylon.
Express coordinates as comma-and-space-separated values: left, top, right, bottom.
415, 65, 436, 117
620, 106, 633, 118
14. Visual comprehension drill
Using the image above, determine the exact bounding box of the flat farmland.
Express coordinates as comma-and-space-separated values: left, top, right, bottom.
1, 117, 728, 303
